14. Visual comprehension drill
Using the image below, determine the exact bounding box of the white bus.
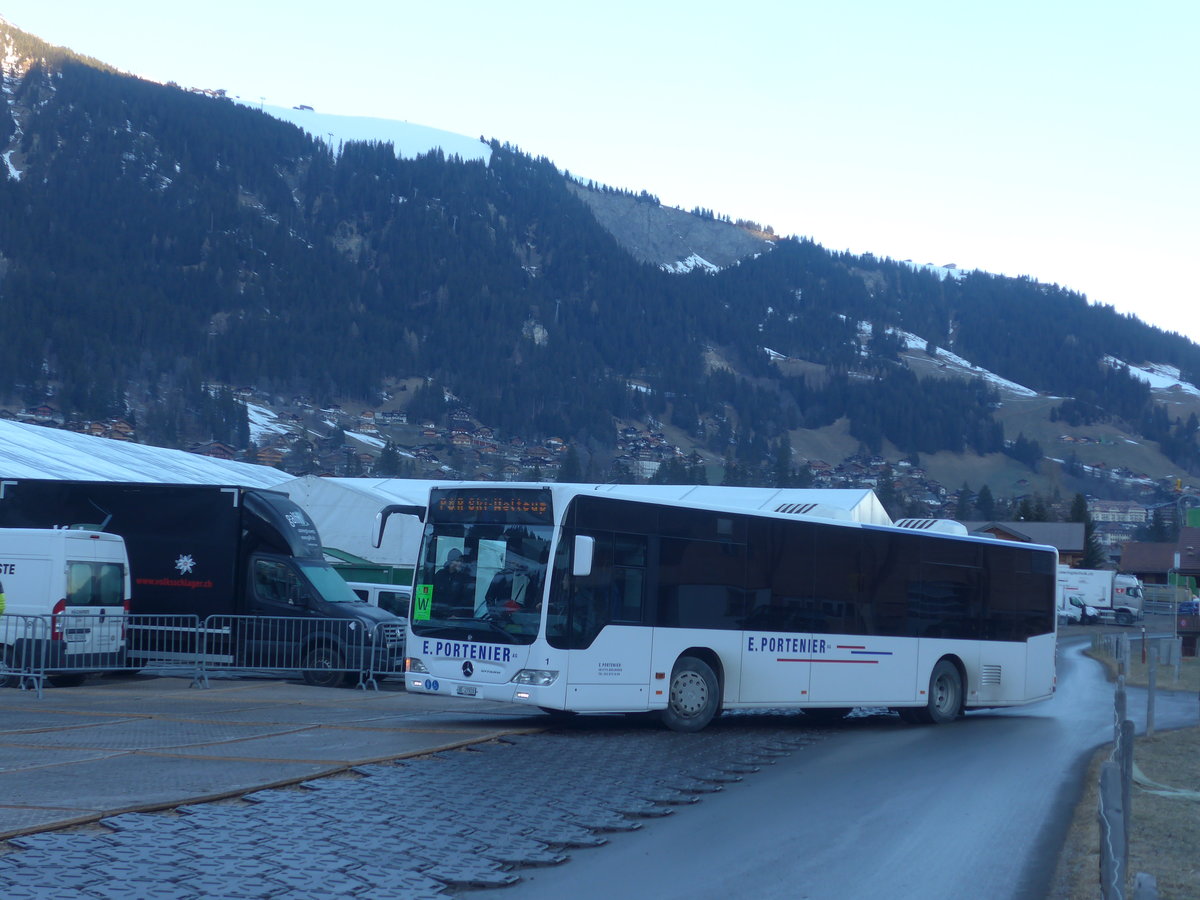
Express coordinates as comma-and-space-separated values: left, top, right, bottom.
401, 484, 1058, 731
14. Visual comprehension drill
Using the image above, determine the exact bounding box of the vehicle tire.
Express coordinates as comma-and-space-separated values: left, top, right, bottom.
48, 674, 87, 688
301, 645, 349, 688
661, 656, 720, 733
803, 707, 852, 724
1116, 611, 1133, 626
922, 659, 963, 725
0, 648, 18, 688
104, 669, 143, 678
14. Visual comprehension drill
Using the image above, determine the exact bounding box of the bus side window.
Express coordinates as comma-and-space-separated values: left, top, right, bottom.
611, 535, 646, 624
571, 534, 615, 647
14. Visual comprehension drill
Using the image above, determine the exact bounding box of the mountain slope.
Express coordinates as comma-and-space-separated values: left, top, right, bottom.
3, 17, 1200, 505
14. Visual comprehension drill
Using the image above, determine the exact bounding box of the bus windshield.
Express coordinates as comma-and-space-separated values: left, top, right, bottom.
411, 520, 553, 645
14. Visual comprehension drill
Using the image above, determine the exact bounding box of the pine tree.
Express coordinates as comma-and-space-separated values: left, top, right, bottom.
556, 447, 582, 483
1068, 493, 1106, 568
976, 485, 996, 520
772, 436, 793, 488
377, 441, 402, 476
955, 482, 972, 520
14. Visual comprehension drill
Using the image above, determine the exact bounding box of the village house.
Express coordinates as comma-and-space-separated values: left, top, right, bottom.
1089, 499, 1147, 525
190, 441, 237, 461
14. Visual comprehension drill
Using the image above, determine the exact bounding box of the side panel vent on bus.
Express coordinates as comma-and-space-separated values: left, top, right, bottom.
893, 518, 969, 536
773, 503, 851, 522
981, 665, 1002, 686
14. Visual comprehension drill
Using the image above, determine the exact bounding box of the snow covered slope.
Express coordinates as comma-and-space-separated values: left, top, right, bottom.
258, 104, 491, 163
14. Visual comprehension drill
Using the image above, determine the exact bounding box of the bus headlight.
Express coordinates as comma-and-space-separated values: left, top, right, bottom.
405, 657, 429, 674
512, 669, 559, 686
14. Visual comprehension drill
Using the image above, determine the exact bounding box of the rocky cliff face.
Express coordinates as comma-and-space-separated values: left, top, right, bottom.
567, 182, 774, 270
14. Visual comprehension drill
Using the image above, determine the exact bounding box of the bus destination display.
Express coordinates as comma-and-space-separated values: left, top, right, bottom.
430, 489, 553, 525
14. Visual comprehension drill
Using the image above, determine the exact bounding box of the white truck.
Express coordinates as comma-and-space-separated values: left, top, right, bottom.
0, 528, 130, 686
1056, 566, 1143, 626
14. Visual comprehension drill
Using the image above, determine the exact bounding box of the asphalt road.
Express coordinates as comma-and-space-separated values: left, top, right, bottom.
0, 636, 1194, 898
497, 638, 1200, 900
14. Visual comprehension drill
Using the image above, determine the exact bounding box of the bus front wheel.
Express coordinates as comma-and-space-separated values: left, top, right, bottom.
662, 656, 720, 733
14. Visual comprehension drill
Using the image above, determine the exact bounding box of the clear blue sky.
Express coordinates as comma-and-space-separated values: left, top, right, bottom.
5, 1, 1198, 344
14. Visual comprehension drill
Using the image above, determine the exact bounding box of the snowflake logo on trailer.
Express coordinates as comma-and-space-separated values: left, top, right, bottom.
285, 511, 307, 528
175, 554, 196, 575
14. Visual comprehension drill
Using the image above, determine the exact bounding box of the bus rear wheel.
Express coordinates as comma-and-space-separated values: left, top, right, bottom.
923, 659, 962, 724
662, 656, 719, 733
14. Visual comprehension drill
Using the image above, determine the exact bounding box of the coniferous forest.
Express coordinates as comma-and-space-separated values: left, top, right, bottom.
3, 19, 1200, 484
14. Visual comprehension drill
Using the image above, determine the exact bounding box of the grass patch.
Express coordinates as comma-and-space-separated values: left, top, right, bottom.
1053, 641, 1200, 898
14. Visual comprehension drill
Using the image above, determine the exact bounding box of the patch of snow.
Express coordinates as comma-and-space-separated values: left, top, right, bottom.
901, 260, 969, 280
663, 253, 720, 274
346, 431, 385, 449
253, 104, 492, 164
860, 321, 1041, 397
1106, 357, 1200, 397
1046, 456, 1156, 488
245, 403, 292, 444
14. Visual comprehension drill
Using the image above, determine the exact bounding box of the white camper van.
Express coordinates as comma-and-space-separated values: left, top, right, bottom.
344, 581, 411, 621
0, 528, 130, 686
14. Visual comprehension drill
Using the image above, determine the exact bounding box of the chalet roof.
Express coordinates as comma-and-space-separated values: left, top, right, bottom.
1119, 541, 1177, 575
1159, 526, 1200, 575
962, 521, 1085, 552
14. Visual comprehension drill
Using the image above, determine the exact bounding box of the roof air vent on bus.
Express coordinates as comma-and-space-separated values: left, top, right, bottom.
772, 503, 852, 522
893, 518, 969, 536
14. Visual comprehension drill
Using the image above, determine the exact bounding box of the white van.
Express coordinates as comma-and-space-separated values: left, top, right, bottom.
345, 582, 410, 621
0, 528, 130, 687
1057, 593, 1097, 625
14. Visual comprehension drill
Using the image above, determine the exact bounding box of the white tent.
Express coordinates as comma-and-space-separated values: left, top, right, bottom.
279, 478, 893, 573
0, 418, 292, 488
281, 476, 444, 566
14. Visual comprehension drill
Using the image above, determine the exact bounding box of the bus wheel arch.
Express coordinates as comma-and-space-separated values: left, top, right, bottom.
925, 656, 965, 724
661, 651, 722, 733
898, 656, 964, 724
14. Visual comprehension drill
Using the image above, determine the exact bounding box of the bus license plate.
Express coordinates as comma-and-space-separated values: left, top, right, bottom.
456, 685, 477, 697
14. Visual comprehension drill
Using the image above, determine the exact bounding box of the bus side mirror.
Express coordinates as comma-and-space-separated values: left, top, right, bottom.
372, 504, 425, 549
572, 535, 595, 578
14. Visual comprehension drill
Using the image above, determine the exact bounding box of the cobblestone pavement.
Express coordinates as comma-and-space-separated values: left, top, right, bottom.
0, 711, 826, 899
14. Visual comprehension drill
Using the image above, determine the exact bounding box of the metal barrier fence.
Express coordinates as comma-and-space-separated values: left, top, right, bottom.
1142, 584, 1189, 607
0, 613, 405, 698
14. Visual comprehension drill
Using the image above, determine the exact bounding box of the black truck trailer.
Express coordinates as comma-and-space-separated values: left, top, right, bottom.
0, 479, 404, 686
